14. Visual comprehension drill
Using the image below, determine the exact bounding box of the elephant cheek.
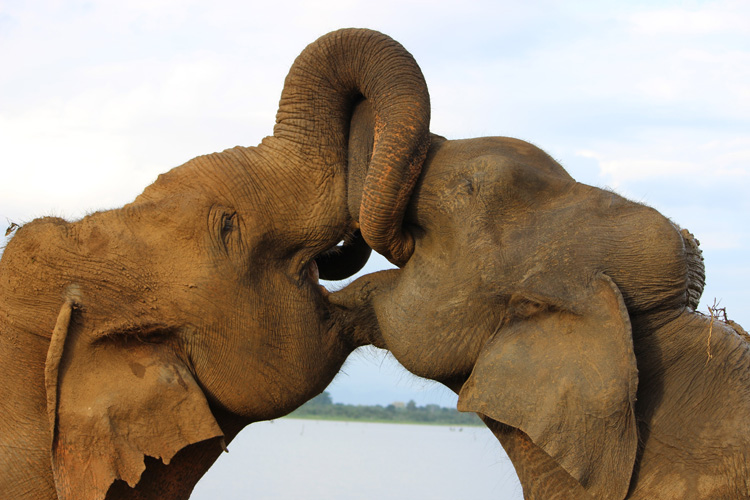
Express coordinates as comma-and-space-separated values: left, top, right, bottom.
373, 274, 492, 383
190, 296, 346, 421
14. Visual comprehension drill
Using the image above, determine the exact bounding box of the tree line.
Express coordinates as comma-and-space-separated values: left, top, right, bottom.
286, 391, 482, 426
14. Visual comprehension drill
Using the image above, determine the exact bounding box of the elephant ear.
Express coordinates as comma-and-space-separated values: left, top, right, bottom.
44, 297, 224, 500
458, 274, 638, 500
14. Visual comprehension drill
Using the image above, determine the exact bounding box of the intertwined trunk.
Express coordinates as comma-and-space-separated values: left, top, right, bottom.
272, 28, 431, 267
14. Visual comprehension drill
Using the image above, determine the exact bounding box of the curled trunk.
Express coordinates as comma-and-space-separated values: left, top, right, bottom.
273, 28, 431, 270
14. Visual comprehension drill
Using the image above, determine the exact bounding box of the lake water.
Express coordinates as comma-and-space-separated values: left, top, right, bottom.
192, 419, 523, 499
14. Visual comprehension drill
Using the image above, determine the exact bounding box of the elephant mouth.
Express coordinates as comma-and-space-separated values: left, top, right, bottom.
306, 259, 329, 297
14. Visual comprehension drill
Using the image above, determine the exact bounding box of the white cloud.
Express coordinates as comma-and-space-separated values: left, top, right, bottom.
629, 3, 748, 36
1, 0, 748, 384
576, 132, 750, 186
577, 150, 681, 186
0, 108, 150, 220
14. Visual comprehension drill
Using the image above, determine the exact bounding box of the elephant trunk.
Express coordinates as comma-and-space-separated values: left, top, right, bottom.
272, 28, 431, 268
327, 268, 399, 349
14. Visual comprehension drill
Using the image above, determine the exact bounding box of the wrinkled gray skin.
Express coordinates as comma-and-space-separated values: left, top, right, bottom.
0, 29, 430, 500
334, 133, 750, 499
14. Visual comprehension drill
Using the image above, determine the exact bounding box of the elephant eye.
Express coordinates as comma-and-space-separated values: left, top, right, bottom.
210, 206, 240, 254
221, 212, 237, 239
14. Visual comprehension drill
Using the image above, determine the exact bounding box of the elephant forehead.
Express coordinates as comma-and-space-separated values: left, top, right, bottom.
410, 140, 573, 231
409, 188, 598, 286
134, 149, 266, 211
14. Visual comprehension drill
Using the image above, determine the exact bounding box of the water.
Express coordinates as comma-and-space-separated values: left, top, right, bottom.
192, 419, 523, 499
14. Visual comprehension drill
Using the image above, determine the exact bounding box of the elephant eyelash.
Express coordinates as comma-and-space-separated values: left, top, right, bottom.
221, 212, 237, 237
219, 212, 241, 254
208, 206, 240, 255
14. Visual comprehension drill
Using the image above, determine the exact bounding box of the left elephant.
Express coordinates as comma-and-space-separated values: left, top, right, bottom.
0, 28, 430, 500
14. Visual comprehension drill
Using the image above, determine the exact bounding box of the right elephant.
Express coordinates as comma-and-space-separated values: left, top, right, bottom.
333, 134, 750, 499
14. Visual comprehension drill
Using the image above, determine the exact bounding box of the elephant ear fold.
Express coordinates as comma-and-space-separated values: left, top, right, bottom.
44, 298, 224, 500
458, 275, 638, 500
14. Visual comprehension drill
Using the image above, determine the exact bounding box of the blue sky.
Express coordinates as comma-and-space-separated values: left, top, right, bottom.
1, 0, 748, 412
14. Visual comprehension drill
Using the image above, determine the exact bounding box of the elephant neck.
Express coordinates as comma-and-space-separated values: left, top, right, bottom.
630, 311, 750, 492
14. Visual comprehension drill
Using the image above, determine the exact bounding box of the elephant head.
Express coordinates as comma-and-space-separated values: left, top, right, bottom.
0, 28, 430, 500
334, 135, 750, 499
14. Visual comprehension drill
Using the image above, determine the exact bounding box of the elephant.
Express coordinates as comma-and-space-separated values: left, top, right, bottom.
332, 131, 750, 499
0, 28, 430, 500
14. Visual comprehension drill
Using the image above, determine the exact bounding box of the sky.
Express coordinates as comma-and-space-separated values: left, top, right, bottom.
1, 1, 748, 497
2, 0, 749, 406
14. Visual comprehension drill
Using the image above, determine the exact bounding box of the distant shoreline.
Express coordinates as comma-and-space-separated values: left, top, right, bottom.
283, 414, 483, 426
284, 391, 483, 427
